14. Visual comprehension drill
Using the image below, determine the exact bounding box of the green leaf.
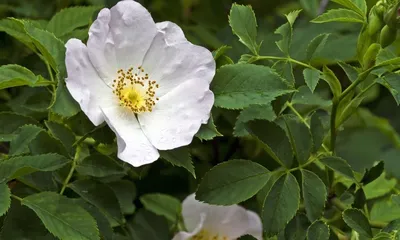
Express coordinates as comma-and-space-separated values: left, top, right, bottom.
160, 147, 195, 178
196, 159, 270, 205
9, 125, 44, 155
319, 156, 355, 181
300, 0, 319, 17
129, 210, 169, 240
360, 161, 384, 185
213, 45, 232, 60
75, 154, 125, 178
229, 4, 259, 55
51, 81, 81, 117
69, 179, 124, 226
0, 201, 57, 240
307, 220, 330, 240
322, 65, 342, 99
247, 120, 293, 168
0, 64, 48, 89
46, 6, 100, 37
262, 173, 300, 237
371, 197, 400, 222
364, 173, 397, 199
373, 232, 394, 240
0, 18, 36, 49
378, 73, 400, 105
275, 10, 302, 54
284, 214, 310, 240
343, 208, 373, 238
195, 114, 222, 141
338, 62, 359, 82
21, 21, 66, 78
375, 48, 400, 66
28, 131, 69, 156
291, 86, 331, 108
0, 112, 38, 138
310, 113, 324, 152
0, 154, 70, 183
77, 201, 113, 240
283, 116, 312, 164
0, 183, 10, 216
107, 180, 136, 215
234, 104, 276, 137
45, 121, 76, 153
306, 34, 330, 62
303, 69, 320, 93
301, 169, 327, 221
140, 193, 181, 222
311, 9, 365, 23
331, 0, 367, 16
211, 64, 294, 109
273, 60, 295, 85
22, 192, 100, 240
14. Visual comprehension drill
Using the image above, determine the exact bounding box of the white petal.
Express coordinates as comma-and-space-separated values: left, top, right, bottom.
142, 26, 215, 98
87, 8, 117, 84
109, 0, 157, 70
156, 21, 186, 45
101, 105, 159, 167
181, 194, 263, 239
138, 78, 214, 150
172, 213, 205, 240
65, 38, 112, 126
244, 210, 263, 240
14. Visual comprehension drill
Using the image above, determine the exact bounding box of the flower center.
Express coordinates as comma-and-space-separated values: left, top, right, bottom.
112, 66, 159, 113
191, 230, 229, 240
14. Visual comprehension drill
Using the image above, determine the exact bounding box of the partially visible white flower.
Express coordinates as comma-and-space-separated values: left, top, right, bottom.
173, 194, 263, 240
65, 0, 215, 167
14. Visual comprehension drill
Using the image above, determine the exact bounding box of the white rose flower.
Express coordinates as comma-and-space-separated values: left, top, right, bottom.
65, 0, 215, 167
173, 194, 263, 240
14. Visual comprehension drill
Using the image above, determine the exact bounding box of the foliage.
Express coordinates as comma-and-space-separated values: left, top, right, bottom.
0, 0, 400, 239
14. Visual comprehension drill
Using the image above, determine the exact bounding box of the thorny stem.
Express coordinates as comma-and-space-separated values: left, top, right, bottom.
60, 146, 82, 194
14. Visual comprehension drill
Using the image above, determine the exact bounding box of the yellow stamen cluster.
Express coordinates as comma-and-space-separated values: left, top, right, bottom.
112, 66, 159, 113
191, 230, 228, 240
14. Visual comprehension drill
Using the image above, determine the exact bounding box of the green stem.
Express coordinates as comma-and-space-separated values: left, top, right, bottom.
338, 70, 372, 102
250, 56, 319, 70
330, 99, 339, 152
11, 194, 23, 201
369, 221, 388, 229
330, 69, 372, 152
60, 146, 81, 194
46, 62, 55, 82
72, 123, 105, 147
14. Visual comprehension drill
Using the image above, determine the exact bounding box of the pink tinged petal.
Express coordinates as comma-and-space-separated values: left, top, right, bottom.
87, 8, 117, 84
142, 24, 215, 98
172, 213, 205, 240
101, 105, 159, 167
138, 78, 214, 150
65, 38, 112, 126
109, 0, 157, 70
